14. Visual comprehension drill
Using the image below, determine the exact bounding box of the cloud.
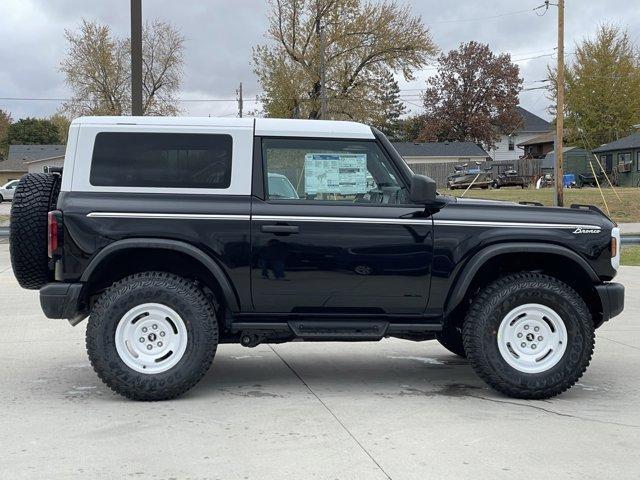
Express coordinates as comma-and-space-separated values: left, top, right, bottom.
1, 0, 638, 120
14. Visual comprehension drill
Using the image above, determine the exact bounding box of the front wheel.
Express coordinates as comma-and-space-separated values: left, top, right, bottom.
86, 272, 219, 401
463, 273, 595, 399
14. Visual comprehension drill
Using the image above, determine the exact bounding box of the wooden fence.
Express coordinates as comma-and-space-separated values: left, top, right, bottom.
408, 158, 543, 187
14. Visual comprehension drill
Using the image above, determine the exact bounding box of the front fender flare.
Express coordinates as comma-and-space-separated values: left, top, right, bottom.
80, 238, 241, 312
444, 242, 600, 316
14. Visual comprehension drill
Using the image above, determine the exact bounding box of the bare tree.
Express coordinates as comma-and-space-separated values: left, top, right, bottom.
139, 20, 185, 115
60, 19, 184, 117
253, 0, 436, 122
60, 20, 129, 116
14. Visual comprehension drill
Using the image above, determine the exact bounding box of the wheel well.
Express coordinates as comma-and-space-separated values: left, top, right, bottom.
84, 248, 231, 316
445, 252, 603, 328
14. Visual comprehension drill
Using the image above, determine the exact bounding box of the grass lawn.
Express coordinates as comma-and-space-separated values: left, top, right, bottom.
448, 187, 639, 223
621, 246, 640, 266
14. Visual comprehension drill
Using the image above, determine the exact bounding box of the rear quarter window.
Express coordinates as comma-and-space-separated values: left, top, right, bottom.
90, 132, 232, 189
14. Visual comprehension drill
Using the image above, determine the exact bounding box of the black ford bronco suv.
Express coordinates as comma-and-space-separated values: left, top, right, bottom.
10, 116, 624, 401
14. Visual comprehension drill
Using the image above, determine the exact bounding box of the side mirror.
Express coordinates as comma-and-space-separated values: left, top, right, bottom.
409, 174, 437, 204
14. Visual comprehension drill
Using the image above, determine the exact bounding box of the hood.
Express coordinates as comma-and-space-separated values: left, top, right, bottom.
440, 196, 614, 230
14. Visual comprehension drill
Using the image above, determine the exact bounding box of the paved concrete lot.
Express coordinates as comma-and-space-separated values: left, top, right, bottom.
0, 201, 10, 215
1, 240, 639, 479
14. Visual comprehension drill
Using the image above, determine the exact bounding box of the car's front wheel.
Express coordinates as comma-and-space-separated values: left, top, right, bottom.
86, 272, 219, 401
463, 273, 595, 399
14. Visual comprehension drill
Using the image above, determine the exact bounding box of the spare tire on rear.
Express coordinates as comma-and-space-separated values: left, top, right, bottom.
10, 173, 61, 289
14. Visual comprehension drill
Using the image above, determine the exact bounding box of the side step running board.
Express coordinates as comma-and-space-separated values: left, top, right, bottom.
288, 320, 389, 340
232, 320, 442, 346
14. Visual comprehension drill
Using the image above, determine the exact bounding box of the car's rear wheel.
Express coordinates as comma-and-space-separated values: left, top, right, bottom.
463, 272, 595, 399
86, 272, 219, 401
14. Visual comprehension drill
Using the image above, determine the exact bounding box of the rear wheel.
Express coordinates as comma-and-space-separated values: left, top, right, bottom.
86, 272, 219, 401
463, 273, 594, 399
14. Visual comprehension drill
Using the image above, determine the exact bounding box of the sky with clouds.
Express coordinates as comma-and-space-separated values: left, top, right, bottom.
1, 0, 639, 122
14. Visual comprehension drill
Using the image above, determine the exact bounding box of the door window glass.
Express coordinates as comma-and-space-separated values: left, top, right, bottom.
262, 138, 408, 204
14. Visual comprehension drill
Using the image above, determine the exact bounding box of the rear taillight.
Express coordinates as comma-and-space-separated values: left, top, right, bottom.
611, 227, 620, 270
47, 210, 62, 258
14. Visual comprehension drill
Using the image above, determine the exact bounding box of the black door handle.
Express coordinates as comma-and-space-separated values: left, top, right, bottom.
261, 224, 300, 234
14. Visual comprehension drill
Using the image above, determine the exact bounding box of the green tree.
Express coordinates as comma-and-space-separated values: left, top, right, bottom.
549, 24, 640, 149
49, 114, 71, 144
253, 0, 436, 122
4, 118, 62, 146
371, 69, 406, 141
418, 41, 523, 149
0, 109, 12, 158
393, 114, 427, 142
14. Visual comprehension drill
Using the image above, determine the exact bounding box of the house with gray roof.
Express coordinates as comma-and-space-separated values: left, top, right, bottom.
592, 132, 640, 187
393, 141, 489, 165
0, 145, 66, 183
488, 106, 552, 162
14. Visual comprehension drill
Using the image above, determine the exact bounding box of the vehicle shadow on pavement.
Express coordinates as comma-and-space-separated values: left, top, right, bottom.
191, 347, 489, 400
34, 345, 602, 403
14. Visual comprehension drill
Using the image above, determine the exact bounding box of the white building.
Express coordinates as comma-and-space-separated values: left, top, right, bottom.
488, 107, 551, 162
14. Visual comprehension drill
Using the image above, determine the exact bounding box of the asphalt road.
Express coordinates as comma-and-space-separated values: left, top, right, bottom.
0, 239, 639, 479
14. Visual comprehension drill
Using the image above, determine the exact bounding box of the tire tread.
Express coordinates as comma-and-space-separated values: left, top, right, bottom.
86, 272, 218, 401
462, 272, 595, 399
9, 173, 60, 289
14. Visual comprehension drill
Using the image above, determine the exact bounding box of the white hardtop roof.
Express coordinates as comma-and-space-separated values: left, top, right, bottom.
71, 116, 374, 139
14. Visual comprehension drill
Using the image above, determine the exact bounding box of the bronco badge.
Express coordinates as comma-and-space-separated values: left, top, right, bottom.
573, 227, 602, 234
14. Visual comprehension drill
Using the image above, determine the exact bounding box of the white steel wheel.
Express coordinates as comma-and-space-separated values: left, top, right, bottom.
115, 303, 188, 374
497, 303, 568, 374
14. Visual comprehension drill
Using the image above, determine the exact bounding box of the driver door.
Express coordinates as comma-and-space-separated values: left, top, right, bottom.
251, 137, 433, 315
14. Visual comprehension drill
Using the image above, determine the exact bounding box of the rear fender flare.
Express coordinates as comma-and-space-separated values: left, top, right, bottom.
80, 238, 240, 312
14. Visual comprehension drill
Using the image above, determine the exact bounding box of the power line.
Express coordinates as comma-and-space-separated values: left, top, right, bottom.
425, 6, 541, 25
0, 96, 261, 103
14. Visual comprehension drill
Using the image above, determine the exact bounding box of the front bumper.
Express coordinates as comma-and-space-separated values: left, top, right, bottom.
594, 282, 625, 327
40, 282, 87, 325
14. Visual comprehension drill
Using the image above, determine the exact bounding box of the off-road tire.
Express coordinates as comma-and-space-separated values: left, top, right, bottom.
10, 173, 61, 289
436, 323, 466, 358
462, 272, 595, 399
86, 272, 219, 401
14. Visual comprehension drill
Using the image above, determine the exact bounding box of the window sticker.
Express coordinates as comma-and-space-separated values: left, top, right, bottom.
304, 153, 367, 195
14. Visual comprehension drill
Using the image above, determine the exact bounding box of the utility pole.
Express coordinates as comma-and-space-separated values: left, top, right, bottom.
316, 15, 328, 119
130, 0, 143, 116
236, 82, 243, 118
554, 0, 565, 207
